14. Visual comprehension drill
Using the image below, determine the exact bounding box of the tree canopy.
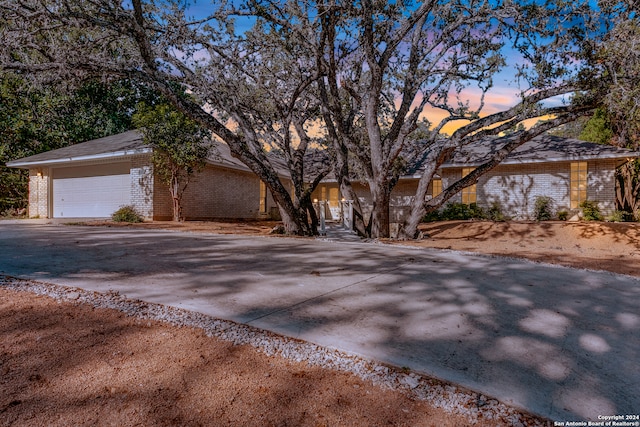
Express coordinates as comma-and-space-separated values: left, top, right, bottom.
0, 76, 158, 213
133, 102, 211, 222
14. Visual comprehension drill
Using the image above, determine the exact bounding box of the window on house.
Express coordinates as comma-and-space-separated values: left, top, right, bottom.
431, 178, 442, 197
259, 181, 267, 213
570, 162, 587, 209
461, 167, 477, 204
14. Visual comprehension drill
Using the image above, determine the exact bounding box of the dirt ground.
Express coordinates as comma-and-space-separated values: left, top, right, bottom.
4, 218, 636, 426
411, 220, 640, 278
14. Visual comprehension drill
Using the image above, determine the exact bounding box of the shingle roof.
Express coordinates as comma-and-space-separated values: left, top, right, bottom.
6, 130, 149, 167
6, 130, 288, 177
10, 131, 637, 181
444, 134, 639, 167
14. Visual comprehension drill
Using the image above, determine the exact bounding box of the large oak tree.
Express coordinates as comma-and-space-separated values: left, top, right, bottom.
251, 0, 623, 238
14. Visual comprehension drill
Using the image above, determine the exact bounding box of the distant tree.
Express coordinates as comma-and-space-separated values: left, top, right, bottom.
546, 118, 589, 139
133, 103, 211, 222
580, 108, 614, 145
0, 75, 157, 212
595, 18, 640, 149
583, 16, 640, 217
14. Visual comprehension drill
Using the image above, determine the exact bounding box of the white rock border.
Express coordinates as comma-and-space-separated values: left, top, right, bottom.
1, 275, 548, 427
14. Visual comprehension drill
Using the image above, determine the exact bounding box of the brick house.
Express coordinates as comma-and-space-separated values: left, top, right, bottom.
7, 130, 280, 220
312, 135, 639, 221
9, 131, 638, 222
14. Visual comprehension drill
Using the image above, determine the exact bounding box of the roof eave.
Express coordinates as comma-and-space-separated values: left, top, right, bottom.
442, 153, 640, 168
6, 148, 153, 168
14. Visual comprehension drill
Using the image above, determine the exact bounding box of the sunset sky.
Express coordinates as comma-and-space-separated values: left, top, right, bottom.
183, 1, 557, 136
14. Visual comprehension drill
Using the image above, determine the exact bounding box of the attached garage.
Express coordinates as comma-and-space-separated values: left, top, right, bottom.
6, 131, 150, 219
51, 163, 131, 218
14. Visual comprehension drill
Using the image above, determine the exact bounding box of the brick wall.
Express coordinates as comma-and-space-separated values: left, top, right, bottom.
152, 164, 266, 221
311, 159, 619, 222
445, 160, 618, 219
130, 155, 154, 219
588, 159, 617, 215
311, 180, 419, 223
28, 168, 49, 218
475, 163, 568, 219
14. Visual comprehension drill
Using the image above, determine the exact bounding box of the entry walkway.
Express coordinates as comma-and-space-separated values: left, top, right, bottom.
318, 222, 362, 242
0, 223, 638, 422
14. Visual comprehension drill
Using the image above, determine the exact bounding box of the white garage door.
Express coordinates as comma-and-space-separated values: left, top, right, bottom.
52, 163, 131, 218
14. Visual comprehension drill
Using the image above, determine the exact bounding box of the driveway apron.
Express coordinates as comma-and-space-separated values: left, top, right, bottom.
0, 223, 638, 422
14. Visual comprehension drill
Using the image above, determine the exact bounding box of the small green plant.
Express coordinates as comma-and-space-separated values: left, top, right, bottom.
557, 210, 569, 221
533, 196, 554, 221
112, 205, 143, 223
487, 202, 506, 222
607, 210, 635, 222
579, 200, 603, 221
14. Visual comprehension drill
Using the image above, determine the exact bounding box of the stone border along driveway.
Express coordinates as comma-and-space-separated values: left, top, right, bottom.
1, 276, 546, 427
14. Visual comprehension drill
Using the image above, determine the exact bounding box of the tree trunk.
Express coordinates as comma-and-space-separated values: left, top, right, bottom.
333, 144, 367, 236
401, 147, 445, 239
402, 177, 431, 239
277, 203, 313, 235
170, 175, 182, 222
369, 181, 391, 238
339, 181, 367, 236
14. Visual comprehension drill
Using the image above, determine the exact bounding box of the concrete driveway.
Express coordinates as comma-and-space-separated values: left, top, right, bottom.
0, 223, 638, 422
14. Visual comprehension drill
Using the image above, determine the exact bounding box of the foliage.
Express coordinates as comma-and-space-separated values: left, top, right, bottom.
579, 108, 614, 145
557, 210, 569, 221
421, 210, 441, 223
112, 206, 143, 223
1, 206, 26, 218
592, 19, 640, 149
0, 74, 159, 211
487, 202, 507, 222
132, 103, 211, 222
440, 203, 486, 221
579, 200, 603, 221
607, 210, 635, 222
533, 196, 554, 221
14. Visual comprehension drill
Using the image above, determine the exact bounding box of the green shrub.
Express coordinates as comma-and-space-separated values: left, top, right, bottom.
422, 209, 441, 222
440, 202, 466, 220
487, 202, 507, 222
112, 205, 143, 223
579, 200, 603, 221
557, 210, 569, 221
534, 196, 554, 221
607, 210, 635, 222
440, 202, 486, 220
468, 203, 486, 219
